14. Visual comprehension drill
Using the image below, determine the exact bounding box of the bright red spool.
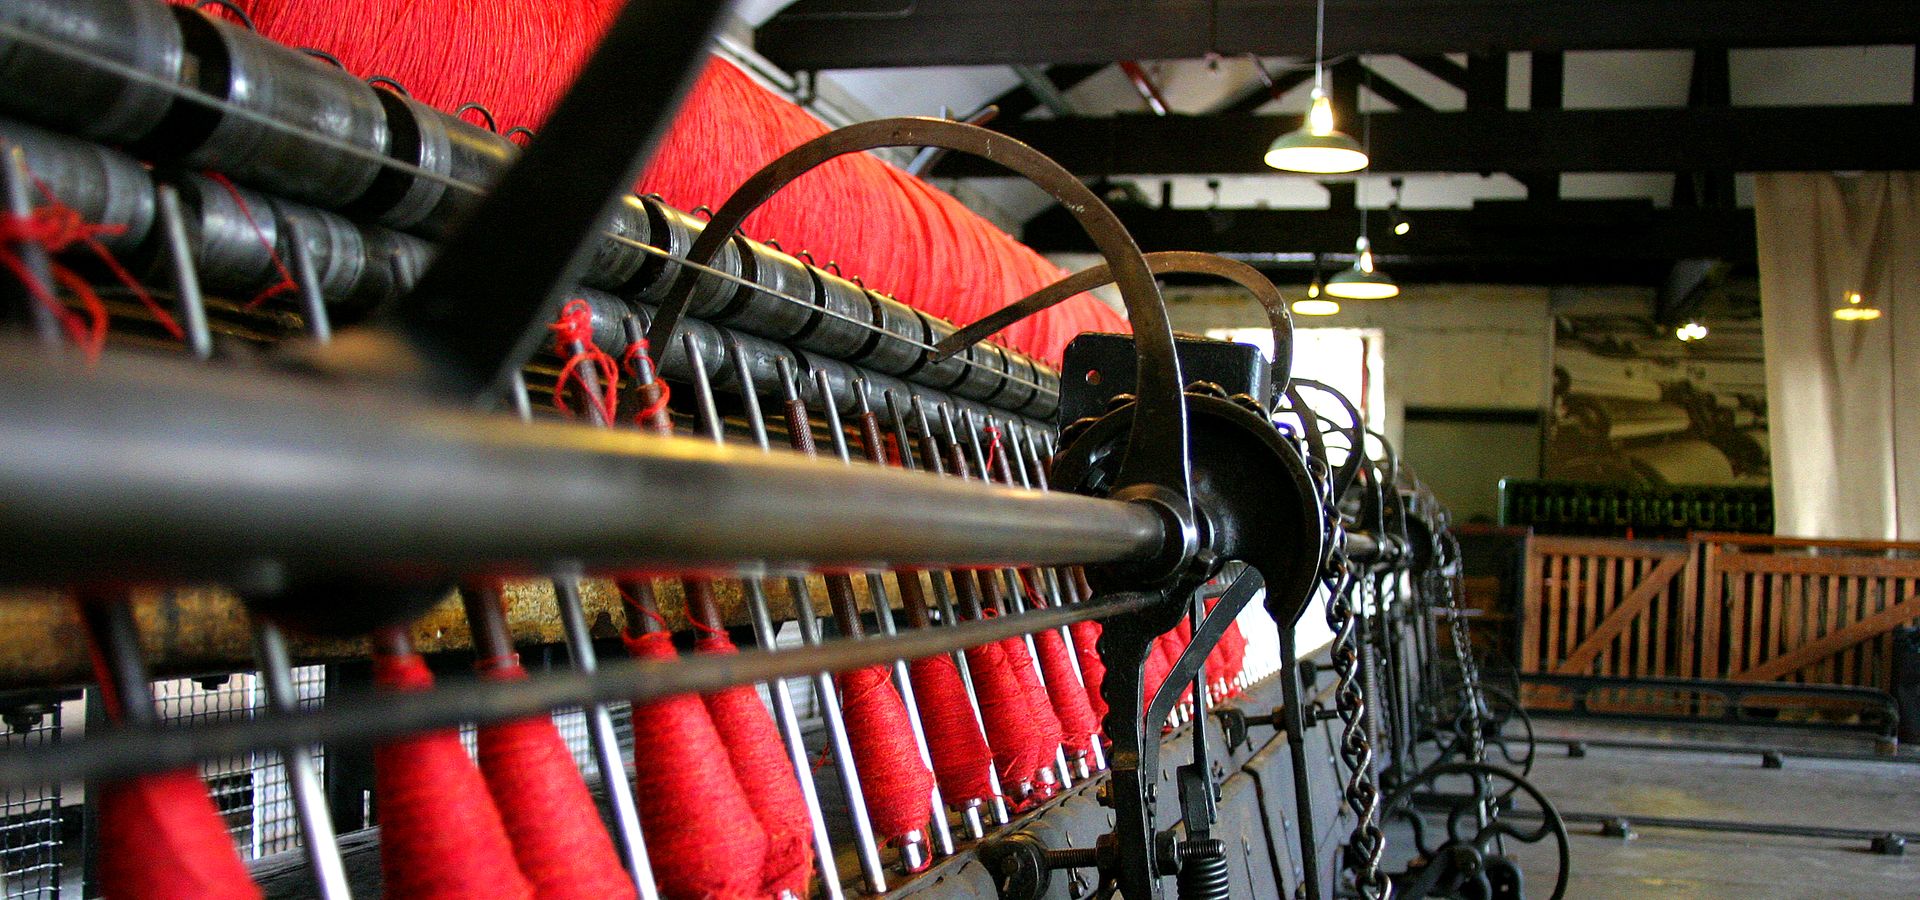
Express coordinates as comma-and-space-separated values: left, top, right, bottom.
1069, 619, 1110, 724
963, 640, 1045, 791
836, 665, 936, 845
1031, 626, 1100, 756
473, 658, 637, 900
908, 653, 997, 807
372, 653, 535, 900
623, 631, 770, 900
93, 771, 262, 900
695, 632, 814, 899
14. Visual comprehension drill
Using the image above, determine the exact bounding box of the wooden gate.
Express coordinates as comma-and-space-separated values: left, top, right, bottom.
1520, 533, 1920, 691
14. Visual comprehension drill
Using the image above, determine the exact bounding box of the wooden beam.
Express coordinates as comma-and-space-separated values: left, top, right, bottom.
1553, 554, 1689, 675
1732, 592, 1920, 683
758, 1, 1920, 70
937, 105, 1920, 176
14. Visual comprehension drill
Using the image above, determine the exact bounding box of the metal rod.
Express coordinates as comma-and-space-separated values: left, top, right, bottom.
814, 370, 956, 858
1, 147, 61, 345
0, 341, 1165, 588
284, 223, 332, 345
251, 623, 353, 900
154, 185, 212, 360
683, 334, 844, 900
508, 371, 657, 899
883, 389, 1010, 828
740, 342, 888, 894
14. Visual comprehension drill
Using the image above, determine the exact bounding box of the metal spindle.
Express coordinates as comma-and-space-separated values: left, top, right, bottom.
506, 370, 659, 900
813, 371, 956, 858
153, 186, 212, 360
2, 148, 61, 346
738, 342, 889, 894
680, 334, 846, 900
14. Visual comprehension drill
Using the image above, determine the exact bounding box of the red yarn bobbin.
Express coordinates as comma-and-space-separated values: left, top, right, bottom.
372, 651, 535, 900
472, 656, 636, 900
623, 631, 770, 900
836, 665, 935, 847
695, 630, 814, 899
907, 653, 997, 808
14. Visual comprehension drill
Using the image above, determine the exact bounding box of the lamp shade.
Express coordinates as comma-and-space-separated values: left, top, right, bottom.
1323, 237, 1398, 299
1264, 90, 1368, 174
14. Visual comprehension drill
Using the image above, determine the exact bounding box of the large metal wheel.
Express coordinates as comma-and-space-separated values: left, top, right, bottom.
1382, 762, 1570, 900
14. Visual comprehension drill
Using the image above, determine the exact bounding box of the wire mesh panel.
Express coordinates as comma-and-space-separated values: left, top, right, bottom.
0, 705, 62, 899
149, 667, 326, 861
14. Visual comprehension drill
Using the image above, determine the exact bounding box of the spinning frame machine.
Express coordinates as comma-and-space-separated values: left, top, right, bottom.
0, 1, 1571, 897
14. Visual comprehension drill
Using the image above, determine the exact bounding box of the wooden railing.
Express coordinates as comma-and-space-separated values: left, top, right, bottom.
1520, 532, 1920, 692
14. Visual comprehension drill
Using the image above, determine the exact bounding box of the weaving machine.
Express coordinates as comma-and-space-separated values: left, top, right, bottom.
0, 1, 1569, 897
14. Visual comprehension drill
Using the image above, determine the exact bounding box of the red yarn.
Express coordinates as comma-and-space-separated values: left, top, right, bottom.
1069, 620, 1110, 724
623, 631, 770, 900
695, 632, 814, 899
210, 0, 621, 134
1031, 626, 1100, 756
906, 654, 997, 808
1000, 636, 1065, 779
549, 297, 619, 422
0, 193, 187, 361
963, 638, 1044, 791
372, 653, 536, 900
94, 771, 263, 900
1142, 634, 1175, 716
635, 59, 1128, 365
835, 665, 935, 845
473, 658, 637, 900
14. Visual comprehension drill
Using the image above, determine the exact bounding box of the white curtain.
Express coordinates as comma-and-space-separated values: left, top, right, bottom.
1754, 173, 1919, 540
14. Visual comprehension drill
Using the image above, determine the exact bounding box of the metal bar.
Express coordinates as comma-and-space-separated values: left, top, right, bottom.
2, 147, 61, 345
682, 336, 845, 900
1495, 807, 1916, 845
0, 340, 1165, 589
154, 186, 212, 360
251, 624, 352, 900
285, 223, 332, 345
1537, 736, 1917, 765
812, 369, 956, 859
508, 371, 657, 899
738, 342, 888, 894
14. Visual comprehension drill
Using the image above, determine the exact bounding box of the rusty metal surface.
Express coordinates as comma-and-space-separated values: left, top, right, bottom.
0, 574, 899, 691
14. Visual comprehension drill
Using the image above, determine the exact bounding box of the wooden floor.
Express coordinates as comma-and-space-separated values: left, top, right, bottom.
1496, 720, 1919, 898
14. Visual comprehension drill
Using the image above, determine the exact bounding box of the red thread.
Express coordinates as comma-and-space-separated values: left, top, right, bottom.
983, 425, 1003, 478
907, 653, 997, 808
549, 298, 619, 423
836, 665, 935, 846
963, 640, 1044, 791
473, 660, 637, 900
622, 339, 673, 428
372, 652, 536, 900
1069, 619, 1110, 725
695, 631, 814, 898
624, 631, 770, 899
1032, 625, 1101, 756
205, 173, 298, 309
81, 601, 260, 900
1142, 634, 1175, 719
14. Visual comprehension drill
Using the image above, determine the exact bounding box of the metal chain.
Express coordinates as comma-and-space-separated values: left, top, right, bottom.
1440, 527, 1486, 765
1320, 483, 1391, 899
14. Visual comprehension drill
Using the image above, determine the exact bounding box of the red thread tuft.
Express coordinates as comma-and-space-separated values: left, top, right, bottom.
549, 298, 619, 423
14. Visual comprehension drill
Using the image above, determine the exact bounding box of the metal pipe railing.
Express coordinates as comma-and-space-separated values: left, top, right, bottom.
0, 340, 1166, 589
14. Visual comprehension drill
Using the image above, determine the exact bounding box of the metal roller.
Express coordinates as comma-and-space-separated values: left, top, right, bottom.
169, 8, 390, 208
910, 311, 970, 391
0, 117, 156, 255
633, 199, 743, 318
947, 337, 1010, 404
794, 266, 875, 358
797, 349, 916, 417
353, 90, 514, 239
580, 195, 652, 293
993, 346, 1039, 412
1022, 364, 1060, 420
171, 171, 280, 296
717, 239, 817, 340
270, 196, 371, 309
0, 0, 183, 145
853, 291, 926, 376
354, 225, 434, 320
